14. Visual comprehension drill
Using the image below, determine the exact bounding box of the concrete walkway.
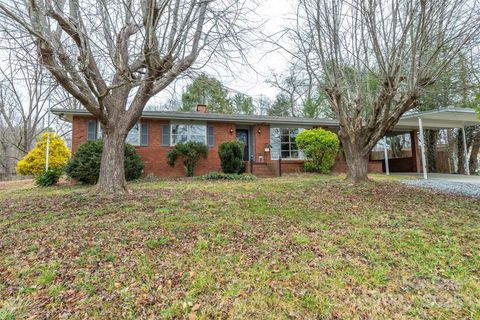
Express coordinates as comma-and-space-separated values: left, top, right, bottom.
396, 173, 480, 184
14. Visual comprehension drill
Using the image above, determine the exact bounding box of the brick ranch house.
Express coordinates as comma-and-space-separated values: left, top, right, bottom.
52, 106, 479, 177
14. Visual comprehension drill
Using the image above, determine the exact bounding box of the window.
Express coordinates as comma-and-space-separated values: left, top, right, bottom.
125, 123, 140, 145
270, 128, 305, 160
171, 124, 188, 145
93, 121, 146, 147
97, 121, 103, 139
171, 123, 207, 145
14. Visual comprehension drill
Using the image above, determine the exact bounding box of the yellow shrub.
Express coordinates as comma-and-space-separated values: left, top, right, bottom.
16, 132, 71, 176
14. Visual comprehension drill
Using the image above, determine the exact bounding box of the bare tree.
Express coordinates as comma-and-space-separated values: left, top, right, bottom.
0, 0, 251, 192
388, 135, 406, 159
293, 0, 480, 182
0, 109, 14, 175
0, 52, 54, 157
267, 65, 305, 117
267, 61, 329, 118
0, 47, 75, 174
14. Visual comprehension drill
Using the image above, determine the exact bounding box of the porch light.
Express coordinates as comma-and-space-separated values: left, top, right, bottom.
257, 128, 262, 134
230, 128, 234, 134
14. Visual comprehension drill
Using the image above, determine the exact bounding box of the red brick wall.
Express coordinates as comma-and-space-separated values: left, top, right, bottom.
254, 124, 271, 162
411, 130, 422, 173
136, 121, 236, 177
271, 160, 304, 175
71, 116, 384, 177
72, 116, 96, 153
332, 160, 383, 173
71, 116, 237, 177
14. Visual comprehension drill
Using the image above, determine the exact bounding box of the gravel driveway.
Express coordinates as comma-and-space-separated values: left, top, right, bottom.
401, 179, 480, 198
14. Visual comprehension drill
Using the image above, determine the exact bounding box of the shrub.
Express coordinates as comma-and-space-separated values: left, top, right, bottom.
124, 145, 144, 181
35, 168, 62, 187
16, 132, 70, 176
167, 141, 208, 177
199, 172, 257, 181
218, 140, 246, 174
295, 128, 340, 173
65, 139, 144, 184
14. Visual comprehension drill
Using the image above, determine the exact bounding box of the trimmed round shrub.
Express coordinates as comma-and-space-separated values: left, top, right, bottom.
65, 139, 144, 184
35, 168, 63, 187
295, 128, 340, 173
167, 141, 208, 177
218, 140, 246, 174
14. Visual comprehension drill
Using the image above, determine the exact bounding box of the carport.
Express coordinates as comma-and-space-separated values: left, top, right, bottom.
384, 108, 480, 179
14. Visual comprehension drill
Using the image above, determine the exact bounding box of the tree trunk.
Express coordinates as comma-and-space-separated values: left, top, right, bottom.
425, 130, 438, 172
469, 138, 479, 175
342, 138, 370, 183
390, 136, 403, 158
96, 129, 127, 193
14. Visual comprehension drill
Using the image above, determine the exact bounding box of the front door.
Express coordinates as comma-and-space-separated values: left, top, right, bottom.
236, 129, 249, 161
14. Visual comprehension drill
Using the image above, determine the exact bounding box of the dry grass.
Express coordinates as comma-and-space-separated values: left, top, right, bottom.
0, 174, 479, 319
0, 179, 34, 191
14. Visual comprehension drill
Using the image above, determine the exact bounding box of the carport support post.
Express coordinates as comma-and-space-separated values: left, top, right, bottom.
383, 136, 390, 175
418, 118, 428, 179
462, 126, 470, 175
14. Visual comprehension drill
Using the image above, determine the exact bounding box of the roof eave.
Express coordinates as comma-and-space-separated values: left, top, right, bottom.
50, 108, 339, 127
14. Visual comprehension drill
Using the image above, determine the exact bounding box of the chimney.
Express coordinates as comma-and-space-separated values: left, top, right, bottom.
196, 104, 208, 113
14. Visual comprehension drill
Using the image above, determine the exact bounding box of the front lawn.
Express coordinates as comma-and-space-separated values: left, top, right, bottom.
0, 174, 479, 319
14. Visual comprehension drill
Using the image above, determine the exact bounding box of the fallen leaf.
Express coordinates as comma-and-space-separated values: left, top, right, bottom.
192, 303, 201, 311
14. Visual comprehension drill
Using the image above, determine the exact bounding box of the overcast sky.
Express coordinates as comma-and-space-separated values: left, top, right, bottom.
0, 0, 297, 107
156, 0, 296, 105
227, 0, 295, 98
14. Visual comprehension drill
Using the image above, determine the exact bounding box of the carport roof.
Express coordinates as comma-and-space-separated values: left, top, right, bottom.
395, 108, 480, 129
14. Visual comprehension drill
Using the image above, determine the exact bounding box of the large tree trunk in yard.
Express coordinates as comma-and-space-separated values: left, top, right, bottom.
0, 0, 229, 194
97, 129, 127, 193
342, 139, 370, 183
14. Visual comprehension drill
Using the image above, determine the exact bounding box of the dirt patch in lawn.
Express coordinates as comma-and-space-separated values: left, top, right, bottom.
0, 179, 34, 191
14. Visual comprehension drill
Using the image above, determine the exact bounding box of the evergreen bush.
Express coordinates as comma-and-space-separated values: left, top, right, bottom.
35, 168, 62, 187
166, 141, 208, 177
65, 139, 143, 184
218, 140, 246, 174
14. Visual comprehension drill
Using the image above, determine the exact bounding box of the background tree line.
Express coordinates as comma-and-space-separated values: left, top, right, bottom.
166, 69, 332, 118
418, 50, 480, 174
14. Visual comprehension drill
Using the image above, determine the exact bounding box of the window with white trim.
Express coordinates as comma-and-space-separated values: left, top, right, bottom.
270, 128, 305, 160
94, 121, 142, 146
97, 121, 103, 139
171, 123, 207, 145
126, 123, 140, 146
